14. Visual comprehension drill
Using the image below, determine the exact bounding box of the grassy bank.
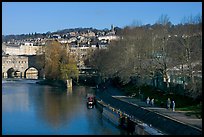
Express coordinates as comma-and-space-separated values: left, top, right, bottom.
176, 104, 202, 119
121, 84, 202, 118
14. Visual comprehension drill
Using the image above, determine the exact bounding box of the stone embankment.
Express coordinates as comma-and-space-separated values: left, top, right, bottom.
95, 86, 202, 135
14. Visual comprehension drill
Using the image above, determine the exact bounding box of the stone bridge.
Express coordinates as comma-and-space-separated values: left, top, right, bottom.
2, 55, 97, 80
2, 55, 42, 79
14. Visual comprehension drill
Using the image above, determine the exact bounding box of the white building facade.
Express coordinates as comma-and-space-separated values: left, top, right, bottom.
3, 43, 44, 55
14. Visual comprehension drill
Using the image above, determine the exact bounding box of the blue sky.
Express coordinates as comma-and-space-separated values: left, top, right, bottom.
2, 2, 202, 35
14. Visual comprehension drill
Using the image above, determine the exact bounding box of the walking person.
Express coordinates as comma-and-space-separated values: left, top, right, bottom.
151, 98, 154, 106
146, 97, 150, 105
167, 98, 171, 109
172, 101, 175, 111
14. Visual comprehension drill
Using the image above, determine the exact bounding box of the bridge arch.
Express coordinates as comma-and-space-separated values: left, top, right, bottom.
6, 68, 23, 78
7, 68, 15, 78
14, 70, 22, 78
25, 67, 39, 79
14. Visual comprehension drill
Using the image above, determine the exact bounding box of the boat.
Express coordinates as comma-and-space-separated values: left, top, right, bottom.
86, 93, 96, 107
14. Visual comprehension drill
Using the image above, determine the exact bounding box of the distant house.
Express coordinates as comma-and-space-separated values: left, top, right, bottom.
24, 42, 33, 46
4, 42, 43, 55
167, 61, 202, 85
68, 37, 77, 43
52, 34, 61, 39
59, 39, 68, 44
69, 31, 78, 37
97, 35, 119, 41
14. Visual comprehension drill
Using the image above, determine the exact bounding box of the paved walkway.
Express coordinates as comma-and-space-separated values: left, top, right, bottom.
96, 85, 202, 135
115, 97, 202, 130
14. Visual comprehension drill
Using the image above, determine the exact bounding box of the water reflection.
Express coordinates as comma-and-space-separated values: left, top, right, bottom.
2, 92, 29, 112
67, 87, 72, 95
2, 83, 30, 112
2, 80, 125, 135
33, 86, 84, 129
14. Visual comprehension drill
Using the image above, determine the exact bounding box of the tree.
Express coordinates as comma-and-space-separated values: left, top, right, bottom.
60, 63, 79, 81
181, 13, 202, 25
44, 40, 79, 81
171, 22, 202, 98
87, 15, 202, 98
156, 14, 171, 26
130, 20, 143, 27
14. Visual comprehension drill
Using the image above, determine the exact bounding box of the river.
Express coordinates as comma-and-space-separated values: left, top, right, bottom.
2, 79, 127, 135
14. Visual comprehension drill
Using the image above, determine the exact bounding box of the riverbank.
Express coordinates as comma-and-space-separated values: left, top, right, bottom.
36, 76, 96, 88
36, 79, 67, 88
120, 84, 202, 118
95, 85, 202, 135
95, 98, 164, 135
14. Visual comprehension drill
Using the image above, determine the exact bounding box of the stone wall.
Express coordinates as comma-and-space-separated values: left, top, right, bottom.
2, 55, 28, 78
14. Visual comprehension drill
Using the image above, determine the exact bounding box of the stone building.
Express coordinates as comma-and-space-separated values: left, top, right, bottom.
2, 55, 28, 78
3, 43, 44, 55
2, 55, 38, 79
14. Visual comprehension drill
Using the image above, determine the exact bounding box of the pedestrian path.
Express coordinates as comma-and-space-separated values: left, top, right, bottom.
96, 85, 202, 135
114, 96, 202, 130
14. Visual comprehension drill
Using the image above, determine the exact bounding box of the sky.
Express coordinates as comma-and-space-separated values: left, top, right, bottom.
2, 2, 202, 35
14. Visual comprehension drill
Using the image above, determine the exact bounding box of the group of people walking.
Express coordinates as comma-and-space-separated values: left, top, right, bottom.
167, 98, 175, 111
146, 97, 154, 106
146, 97, 175, 111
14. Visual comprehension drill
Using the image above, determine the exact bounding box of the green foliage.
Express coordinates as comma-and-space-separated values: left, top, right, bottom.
122, 83, 201, 118
60, 63, 79, 81
124, 84, 200, 107
176, 104, 202, 118
44, 40, 79, 81
44, 40, 61, 80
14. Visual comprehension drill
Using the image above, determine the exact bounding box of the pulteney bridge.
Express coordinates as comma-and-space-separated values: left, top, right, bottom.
2, 55, 41, 79
2, 55, 98, 80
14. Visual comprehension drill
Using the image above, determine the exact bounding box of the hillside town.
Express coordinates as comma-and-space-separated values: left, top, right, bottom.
2, 2, 202, 136
2, 25, 120, 69
2, 23, 202, 91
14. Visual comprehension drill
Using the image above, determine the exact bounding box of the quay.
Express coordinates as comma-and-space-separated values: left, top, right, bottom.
95, 86, 202, 135
95, 99, 164, 135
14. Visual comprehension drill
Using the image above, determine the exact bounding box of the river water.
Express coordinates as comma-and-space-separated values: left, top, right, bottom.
2, 79, 126, 135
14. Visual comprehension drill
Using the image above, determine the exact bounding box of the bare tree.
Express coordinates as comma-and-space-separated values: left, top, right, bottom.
87, 15, 201, 99
156, 14, 171, 26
